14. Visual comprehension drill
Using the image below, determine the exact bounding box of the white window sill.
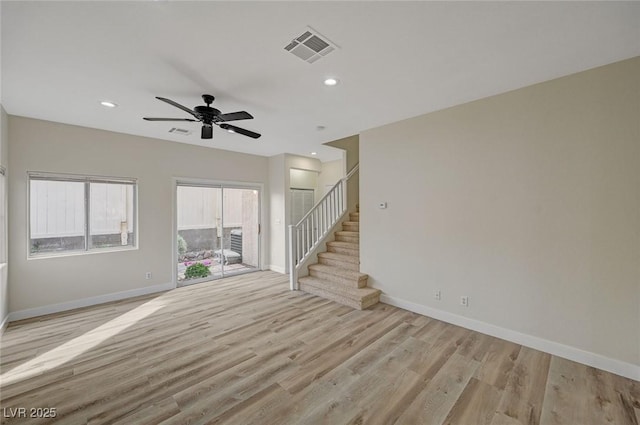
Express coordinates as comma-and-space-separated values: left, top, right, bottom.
27, 245, 138, 261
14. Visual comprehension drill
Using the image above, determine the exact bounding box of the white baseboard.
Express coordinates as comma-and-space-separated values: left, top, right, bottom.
380, 294, 640, 381
268, 265, 286, 274
8, 282, 175, 322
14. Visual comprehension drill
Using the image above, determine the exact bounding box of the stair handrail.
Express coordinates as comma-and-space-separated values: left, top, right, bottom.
288, 164, 359, 290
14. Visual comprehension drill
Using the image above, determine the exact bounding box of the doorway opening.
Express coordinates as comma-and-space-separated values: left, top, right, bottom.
176, 182, 260, 286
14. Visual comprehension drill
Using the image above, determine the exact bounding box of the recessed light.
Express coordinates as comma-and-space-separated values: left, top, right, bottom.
311, 152, 317, 156
100, 101, 117, 108
323, 78, 338, 86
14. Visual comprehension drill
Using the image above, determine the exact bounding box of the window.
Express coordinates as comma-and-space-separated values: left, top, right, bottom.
0, 167, 6, 263
29, 173, 137, 257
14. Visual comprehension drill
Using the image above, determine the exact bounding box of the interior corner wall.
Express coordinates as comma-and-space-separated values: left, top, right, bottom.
318, 159, 344, 197
325, 134, 359, 173
0, 106, 8, 330
8, 117, 269, 316
360, 57, 640, 374
325, 135, 360, 212
268, 154, 286, 273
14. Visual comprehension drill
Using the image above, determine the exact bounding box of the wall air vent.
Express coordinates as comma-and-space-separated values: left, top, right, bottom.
169, 127, 192, 136
284, 27, 338, 64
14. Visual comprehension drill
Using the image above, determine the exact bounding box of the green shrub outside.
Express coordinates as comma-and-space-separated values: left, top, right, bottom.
184, 262, 211, 279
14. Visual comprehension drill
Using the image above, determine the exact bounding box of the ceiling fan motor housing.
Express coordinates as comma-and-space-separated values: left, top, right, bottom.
194, 105, 221, 124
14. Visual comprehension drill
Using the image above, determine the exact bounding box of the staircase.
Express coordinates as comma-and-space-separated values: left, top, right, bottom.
299, 206, 381, 310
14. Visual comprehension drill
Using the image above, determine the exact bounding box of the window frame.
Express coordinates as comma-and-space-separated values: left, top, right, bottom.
27, 172, 138, 259
0, 166, 6, 264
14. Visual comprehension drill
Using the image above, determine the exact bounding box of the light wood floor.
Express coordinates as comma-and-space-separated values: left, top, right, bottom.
1, 271, 638, 425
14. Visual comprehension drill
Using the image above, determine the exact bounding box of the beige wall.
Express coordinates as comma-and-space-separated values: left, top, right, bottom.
325, 135, 359, 211
289, 168, 318, 191
318, 159, 344, 197
268, 154, 286, 273
325, 134, 358, 173
0, 106, 8, 328
8, 117, 269, 314
361, 57, 640, 369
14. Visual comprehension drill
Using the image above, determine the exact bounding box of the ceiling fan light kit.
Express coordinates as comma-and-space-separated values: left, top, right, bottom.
143, 94, 261, 140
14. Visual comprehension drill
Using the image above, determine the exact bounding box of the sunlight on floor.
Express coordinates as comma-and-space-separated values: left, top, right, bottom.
0, 295, 170, 387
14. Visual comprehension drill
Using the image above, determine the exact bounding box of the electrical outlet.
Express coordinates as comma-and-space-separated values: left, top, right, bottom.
434, 290, 441, 301
145, 272, 152, 280
460, 296, 469, 307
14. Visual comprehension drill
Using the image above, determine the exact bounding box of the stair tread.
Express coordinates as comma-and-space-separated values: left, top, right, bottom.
342, 221, 359, 225
299, 277, 380, 300
308, 264, 367, 281
318, 251, 360, 264
318, 253, 360, 271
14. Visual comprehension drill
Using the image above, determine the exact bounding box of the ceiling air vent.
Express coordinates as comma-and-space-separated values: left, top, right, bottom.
284, 27, 338, 64
168, 127, 192, 136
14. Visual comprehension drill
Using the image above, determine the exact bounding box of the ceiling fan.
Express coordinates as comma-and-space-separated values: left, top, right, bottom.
143, 94, 261, 140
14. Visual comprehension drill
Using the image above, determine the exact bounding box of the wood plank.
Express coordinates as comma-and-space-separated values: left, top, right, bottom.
395, 354, 481, 424
475, 338, 522, 390
539, 357, 589, 425
497, 346, 551, 425
490, 412, 525, 425
443, 377, 502, 425
1, 271, 637, 425
584, 364, 639, 425
342, 321, 421, 375
300, 337, 426, 425
112, 397, 181, 425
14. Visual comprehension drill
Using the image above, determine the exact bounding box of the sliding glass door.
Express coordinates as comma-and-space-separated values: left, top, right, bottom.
176, 182, 260, 286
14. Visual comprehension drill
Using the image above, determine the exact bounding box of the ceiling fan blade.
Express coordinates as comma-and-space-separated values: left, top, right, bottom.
156, 97, 199, 118
143, 117, 198, 122
201, 125, 213, 139
216, 111, 253, 122
219, 123, 261, 139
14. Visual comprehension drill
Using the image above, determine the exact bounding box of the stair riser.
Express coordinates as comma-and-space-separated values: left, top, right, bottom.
318, 257, 359, 271
300, 284, 380, 310
300, 284, 371, 310
335, 235, 359, 243
309, 269, 367, 288
300, 276, 366, 294
349, 213, 359, 221
327, 246, 359, 256
318, 252, 360, 265
342, 223, 359, 232
360, 294, 380, 310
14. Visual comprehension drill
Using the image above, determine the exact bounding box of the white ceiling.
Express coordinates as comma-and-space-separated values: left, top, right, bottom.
2, 1, 639, 162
